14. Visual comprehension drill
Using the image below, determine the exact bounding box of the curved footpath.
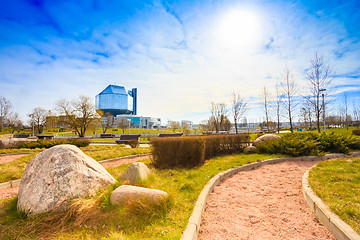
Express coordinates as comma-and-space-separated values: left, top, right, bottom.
182, 152, 360, 240
0, 154, 151, 199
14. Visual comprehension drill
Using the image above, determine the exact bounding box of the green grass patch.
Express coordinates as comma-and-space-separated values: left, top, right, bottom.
0, 148, 42, 155
0, 153, 37, 183
0, 153, 283, 239
308, 126, 359, 137
309, 158, 360, 233
80, 145, 151, 161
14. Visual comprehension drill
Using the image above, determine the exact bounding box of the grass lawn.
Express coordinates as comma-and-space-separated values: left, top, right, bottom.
0, 153, 284, 239
0, 148, 43, 155
0, 145, 151, 183
308, 126, 358, 137
309, 157, 360, 233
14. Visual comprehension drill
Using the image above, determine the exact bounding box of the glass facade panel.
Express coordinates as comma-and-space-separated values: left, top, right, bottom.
98, 94, 128, 110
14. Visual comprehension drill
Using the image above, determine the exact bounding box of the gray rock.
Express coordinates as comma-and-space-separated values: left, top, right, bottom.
244, 145, 257, 153
253, 134, 281, 148
120, 162, 150, 184
17, 144, 116, 216
110, 185, 168, 206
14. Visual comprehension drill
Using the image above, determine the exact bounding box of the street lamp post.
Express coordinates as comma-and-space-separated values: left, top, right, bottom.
319, 89, 326, 132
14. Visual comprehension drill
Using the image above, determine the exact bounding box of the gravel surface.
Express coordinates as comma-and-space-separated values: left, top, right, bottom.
199, 160, 335, 240
0, 154, 151, 199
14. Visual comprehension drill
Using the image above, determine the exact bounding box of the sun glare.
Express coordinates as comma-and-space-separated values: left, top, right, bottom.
216, 9, 261, 50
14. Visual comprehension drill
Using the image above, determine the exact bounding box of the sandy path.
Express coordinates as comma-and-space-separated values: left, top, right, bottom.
198, 160, 335, 240
0, 155, 151, 199
0, 153, 30, 165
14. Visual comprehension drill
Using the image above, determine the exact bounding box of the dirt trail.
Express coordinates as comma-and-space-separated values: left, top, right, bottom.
198, 160, 335, 240
0, 155, 151, 199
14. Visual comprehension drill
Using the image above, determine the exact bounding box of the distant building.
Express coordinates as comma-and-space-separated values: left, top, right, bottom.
96, 85, 163, 129
95, 85, 137, 116
115, 115, 161, 129
181, 120, 195, 129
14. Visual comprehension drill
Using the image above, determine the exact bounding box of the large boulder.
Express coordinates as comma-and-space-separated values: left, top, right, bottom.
253, 134, 281, 148
120, 162, 150, 184
110, 185, 168, 206
17, 144, 116, 216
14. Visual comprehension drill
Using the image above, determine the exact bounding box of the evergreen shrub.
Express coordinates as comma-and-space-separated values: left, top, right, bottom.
257, 132, 360, 156
257, 133, 319, 156
353, 129, 360, 136
318, 132, 350, 154
14, 139, 90, 149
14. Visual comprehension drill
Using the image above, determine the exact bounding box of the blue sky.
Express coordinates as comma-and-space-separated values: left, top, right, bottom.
0, 0, 359, 124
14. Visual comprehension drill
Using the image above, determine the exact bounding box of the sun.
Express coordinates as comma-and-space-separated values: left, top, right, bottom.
216, 9, 260, 50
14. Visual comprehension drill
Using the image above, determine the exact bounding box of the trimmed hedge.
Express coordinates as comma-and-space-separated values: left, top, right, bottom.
204, 134, 250, 159
13, 139, 90, 149
151, 134, 249, 169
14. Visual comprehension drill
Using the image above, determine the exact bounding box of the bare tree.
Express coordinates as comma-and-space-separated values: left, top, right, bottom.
353, 101, 360, 127
116, 117, 129, 134
29, 107, 48, 134
261, 87, 271, 132
182, 123, 190, 135
222, 116, 232, 133
275, 85, 282, 133
305, 52, 334, 133
343, 93, 349, 130
280, 67, 298, 133
210, 102, 227, 133
0, 96, 12, 132
198, 120, 207, 132
97, 110, 114, 134
56, 96, 98, 137
8, 112, 22, 134
231, 93, 248, 134
169, 121, 180, 132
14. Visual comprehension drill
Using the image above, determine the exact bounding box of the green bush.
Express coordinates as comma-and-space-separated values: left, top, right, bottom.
14, 139, 90, 149
128, 140, 139, 148
353, 129, 360, 136
257, 133, 319, 157
348, 138, 360, 150
318, 132, 350, 154
257, 132, 359, 156
151, 137, 205, 168
151, 134, 249, 169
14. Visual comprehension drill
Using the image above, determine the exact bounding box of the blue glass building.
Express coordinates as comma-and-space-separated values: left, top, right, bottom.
95, 85, 137, 116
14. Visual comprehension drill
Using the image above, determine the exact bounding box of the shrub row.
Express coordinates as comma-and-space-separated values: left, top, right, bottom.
151, 134, 249, 169
257, 132, 360, 156
2, 139, 90, 149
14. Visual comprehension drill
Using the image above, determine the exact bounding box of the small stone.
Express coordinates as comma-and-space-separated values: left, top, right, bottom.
253, 134, 281, 148
244, 146, 257, 153
110, 185, 168, 206
120, 162, 150, 184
